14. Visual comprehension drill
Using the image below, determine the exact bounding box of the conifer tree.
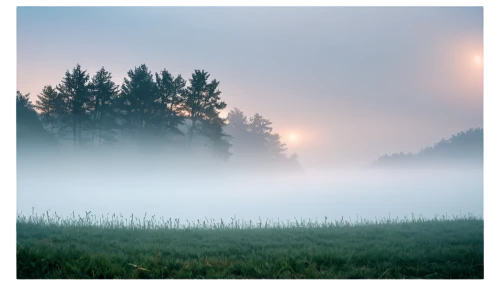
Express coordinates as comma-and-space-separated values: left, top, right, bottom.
89, 67, 120, 147
34, 85, 63, 134
183, 70, 230, 158
56, 64, 91, 147
118, 64, 160, 139
155, 69, 186, 136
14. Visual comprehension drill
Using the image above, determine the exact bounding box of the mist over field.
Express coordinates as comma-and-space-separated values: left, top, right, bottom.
17, 149, 483, 222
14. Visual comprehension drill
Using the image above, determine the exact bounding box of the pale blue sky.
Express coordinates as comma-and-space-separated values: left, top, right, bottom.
17, 7, 483, 167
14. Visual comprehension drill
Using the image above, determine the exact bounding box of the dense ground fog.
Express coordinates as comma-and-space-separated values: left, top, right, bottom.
17, 151, 483, 222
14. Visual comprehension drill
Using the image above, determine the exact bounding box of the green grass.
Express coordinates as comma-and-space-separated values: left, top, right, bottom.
16, 212, 483, 279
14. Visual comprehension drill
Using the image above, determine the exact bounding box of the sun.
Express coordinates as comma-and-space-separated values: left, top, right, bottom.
288, 133, 298, 142
473, 55, 483, 66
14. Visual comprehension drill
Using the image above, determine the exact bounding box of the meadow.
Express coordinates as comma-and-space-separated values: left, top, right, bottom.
16, 212, 484, 279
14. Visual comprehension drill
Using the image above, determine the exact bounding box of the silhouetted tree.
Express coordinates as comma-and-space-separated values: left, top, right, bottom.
226, 108, 252, 154
227, 108, 300, 170
56, 64, 92, 147
374, 128, 483, 167
34, 85, 63, 134
183, 70, 230, 157
227, 108, 248, 131
200, 116, 232, 160
267, 133, 287, 160
118, 64, 160, 140
155, 69, 186, 137
17, 91, 55, 149
248, 113, 275, 158
89, 67, 120, 147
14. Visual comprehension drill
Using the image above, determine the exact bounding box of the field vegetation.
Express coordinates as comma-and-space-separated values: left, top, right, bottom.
17, 211, 483, 279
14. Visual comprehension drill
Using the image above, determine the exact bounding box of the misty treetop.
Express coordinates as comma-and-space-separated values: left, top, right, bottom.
226, 108, 298, 169
17, 91, 55, 150
374, 128, 483, 168
17, 64, 300, 171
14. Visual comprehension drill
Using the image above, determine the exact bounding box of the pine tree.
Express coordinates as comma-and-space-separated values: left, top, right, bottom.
227, 108, 253, 157
118, 64, 160, 140
183, 70, 208, 145
227, 108, 248, 130
155, 69, 186, 137
248, 113, 287, 162
227, 109, 299, 169
183, 70, 230, 158
89, 67, 120, 147
34, 85, 63, 134
56, 64, 91, 147
17, 91, 55, 149
248, 113, 273, 156
200, 116, 232, 160
267, 133, 288, 160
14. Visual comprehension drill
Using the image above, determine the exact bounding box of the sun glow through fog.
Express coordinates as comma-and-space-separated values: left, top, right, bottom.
473, 55, 483, 66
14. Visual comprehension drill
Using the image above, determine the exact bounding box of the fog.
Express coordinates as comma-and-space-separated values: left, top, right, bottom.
17, 150, 483, 222
15, 7, 483, 223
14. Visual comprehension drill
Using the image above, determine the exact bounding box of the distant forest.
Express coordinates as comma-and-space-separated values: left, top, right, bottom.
374, 128, 483, 168
16, 64, 300, 171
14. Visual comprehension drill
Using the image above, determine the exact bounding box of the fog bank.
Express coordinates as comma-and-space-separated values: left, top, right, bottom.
17, 152, 482, 222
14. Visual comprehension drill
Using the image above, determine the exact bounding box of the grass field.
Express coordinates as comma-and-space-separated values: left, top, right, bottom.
16, 212, 483, 279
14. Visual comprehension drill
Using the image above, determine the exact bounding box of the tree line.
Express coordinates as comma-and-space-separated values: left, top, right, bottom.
17, 64, 300, 170
373, 128, 483, 168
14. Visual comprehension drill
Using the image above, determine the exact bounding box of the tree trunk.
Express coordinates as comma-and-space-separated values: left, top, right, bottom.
91, 119, 95, 148
91, 101, 100, 148
188, 117, 196, 147
98, 114, 104, 148
73, 114, 77, 148
78, 119, 81, 147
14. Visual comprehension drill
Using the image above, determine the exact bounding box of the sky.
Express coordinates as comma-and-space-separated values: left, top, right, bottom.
17, 7, 483, 168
